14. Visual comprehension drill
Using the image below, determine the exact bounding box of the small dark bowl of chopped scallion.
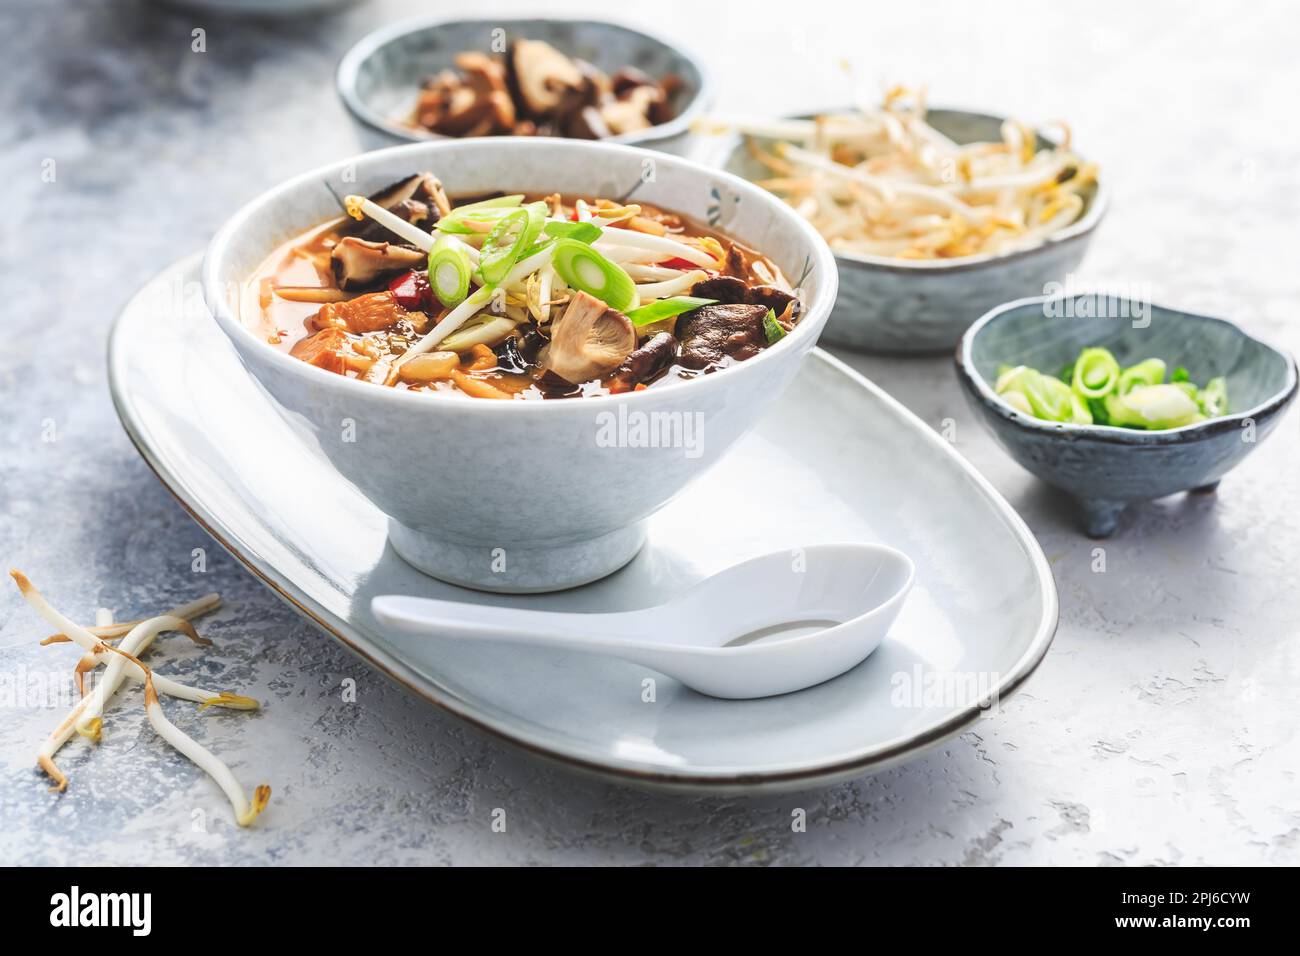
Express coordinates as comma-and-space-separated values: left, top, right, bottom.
957, 294, 1297, 537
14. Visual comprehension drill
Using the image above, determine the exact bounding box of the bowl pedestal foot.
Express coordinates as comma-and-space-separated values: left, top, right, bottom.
387, 519, 647, 594
1076, 496, 1128, 538
1190, 480, 1221, 495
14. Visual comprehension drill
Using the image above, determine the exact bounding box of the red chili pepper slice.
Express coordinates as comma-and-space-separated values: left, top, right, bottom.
388, 269, 432, 311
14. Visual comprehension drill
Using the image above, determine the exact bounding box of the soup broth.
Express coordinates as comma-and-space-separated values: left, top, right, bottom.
246, 172, 803, 400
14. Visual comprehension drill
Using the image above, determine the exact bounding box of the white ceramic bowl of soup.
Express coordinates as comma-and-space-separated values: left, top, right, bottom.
202, 139, 837, 593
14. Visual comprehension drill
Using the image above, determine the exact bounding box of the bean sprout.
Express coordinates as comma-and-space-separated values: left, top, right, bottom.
75, 615, 216, 739
30, 593, 223, 792
633, 269, 710, 301
103, 644, 271, 828
624, 263, 687, 282
11, 572, 252, 709
10, 572, 266, 809
72, 605, 213, 699
344, 196, 435, 252
592, 229, 718, 268
696, 88, 1097, 261
594, 244, 671, 265
43, 620, 141, 645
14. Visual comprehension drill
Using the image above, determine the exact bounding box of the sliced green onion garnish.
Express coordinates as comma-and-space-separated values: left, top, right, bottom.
1085, 395, 1110, 425
428, 236, 472, 308
1118, 358, 1166, 394
626, 296, 716, 327
519, 201, 548, 249
515, 240, 550, 262
477, 204, 544, 287
544, 221, 603, 243
1001, 390, 1033, 415
551, 239, 637, 312
1105, 384, 1203, 429
1069, 392, 1094, 424
435, 196, 528, 235
997, 349, 1226, 429
762, 308, 786, 343
453, 194, 525, 214
1199, 376, 1228, 417
997, 366, 1091, 423
1071, 347, 1120, 399
434, 209, 515, 235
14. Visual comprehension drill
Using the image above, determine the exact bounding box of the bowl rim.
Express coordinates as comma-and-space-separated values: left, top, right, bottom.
201, 137, 839, 416
955, 292, 1300, 444
335, 14, 715, 148
709, 103, 1109, 275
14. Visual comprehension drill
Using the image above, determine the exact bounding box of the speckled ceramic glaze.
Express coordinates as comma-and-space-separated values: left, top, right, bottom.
337, 17, 711, 154
957, 294, 1298, 537
202, 138, 836, 592
718, 109, 1106, 354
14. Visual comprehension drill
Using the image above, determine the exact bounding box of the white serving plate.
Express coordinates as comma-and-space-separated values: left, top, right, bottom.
108, 256, 1057, 792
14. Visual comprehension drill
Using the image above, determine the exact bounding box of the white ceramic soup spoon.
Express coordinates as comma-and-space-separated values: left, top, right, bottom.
371, 543, 914, 699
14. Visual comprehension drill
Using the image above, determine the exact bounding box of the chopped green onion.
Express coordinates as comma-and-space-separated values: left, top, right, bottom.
996, 366, 1091, 423
1085, 396, 1111, 425
428, 236, 472, 308
515, 239, 551, 262
996, 348, 1227, 429
1118, 358, 1166, 395
762, 308, 787, 343
1105, 384, 1203, 429
544, 221, 603, 243
454, 194, 525, 213
995, 365, 1024, 393
1071, 347, 1120, 399
1199, 376, 1228, 417
1001, 390, 1033, 416
434, 209, 515, 235
477, 203, 545, 286
626, 296, 717, 327
435, 196, 528, 235
551, 239, 637, 312
519, 201, 548, 249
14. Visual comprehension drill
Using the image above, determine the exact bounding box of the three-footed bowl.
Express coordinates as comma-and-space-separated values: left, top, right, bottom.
957, 294, 1297, 536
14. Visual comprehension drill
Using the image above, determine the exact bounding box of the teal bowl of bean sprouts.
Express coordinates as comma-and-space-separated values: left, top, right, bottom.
702, 93, 1106, 354
957, 294, 1297, 537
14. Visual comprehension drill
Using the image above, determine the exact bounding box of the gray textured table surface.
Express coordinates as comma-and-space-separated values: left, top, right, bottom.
2, 0, 1297, 866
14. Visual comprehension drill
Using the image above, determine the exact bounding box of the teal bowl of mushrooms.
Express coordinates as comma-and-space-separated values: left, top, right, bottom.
956, 294, 1298, 536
